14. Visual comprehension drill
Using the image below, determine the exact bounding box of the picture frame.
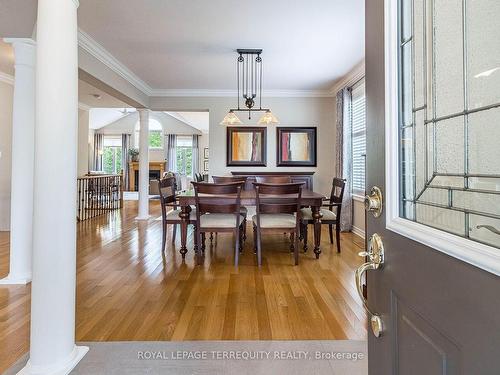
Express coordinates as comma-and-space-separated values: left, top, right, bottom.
204, 159, 209, 171
276, 127, 317, 167
226, 127, 267, 166
203, 147, 209, 159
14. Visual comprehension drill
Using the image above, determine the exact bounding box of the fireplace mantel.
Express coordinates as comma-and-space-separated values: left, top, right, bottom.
128, 161, 166, 191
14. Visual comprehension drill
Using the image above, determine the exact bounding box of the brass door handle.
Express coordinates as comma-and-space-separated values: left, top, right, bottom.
355, 233, 384, 337
364, 186, 383, 218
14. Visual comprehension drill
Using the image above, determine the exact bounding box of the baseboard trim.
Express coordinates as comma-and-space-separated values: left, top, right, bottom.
18, 345, 89, 375
351, 225, 365, 239
0, 274, 32, 285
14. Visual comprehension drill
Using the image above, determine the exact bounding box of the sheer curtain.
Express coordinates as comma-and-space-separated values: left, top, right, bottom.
192, 134, 199, 177
335, 88, 353, 231
166, 134, 177, 172
121, 134, 131, 189
93, 133, 104, 171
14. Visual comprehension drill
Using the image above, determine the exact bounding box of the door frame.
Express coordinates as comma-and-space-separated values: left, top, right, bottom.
383, 0, 500, 276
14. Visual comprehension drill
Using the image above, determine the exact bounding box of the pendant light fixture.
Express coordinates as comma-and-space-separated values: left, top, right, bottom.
220, 49, 279, 125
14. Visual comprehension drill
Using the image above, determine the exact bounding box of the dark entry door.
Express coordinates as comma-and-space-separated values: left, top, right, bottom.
364, 0, 500, 374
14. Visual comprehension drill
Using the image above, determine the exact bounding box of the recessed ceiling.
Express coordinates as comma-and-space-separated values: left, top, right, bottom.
77, 0, 365, 91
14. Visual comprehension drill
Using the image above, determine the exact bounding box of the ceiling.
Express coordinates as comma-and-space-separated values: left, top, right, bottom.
0, 0, 365, 92
166, 112, 209, 134
79, 79, 131, 108
88, 108, 135, 130
77, 0, 364, 92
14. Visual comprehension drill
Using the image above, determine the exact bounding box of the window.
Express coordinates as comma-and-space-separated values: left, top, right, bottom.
350, 78, 366, 195
176, 136, 193, 176
135, 119, 163, 149
102, 136, 122, 174
397, 0, 500, 249
149, 130, 162, 149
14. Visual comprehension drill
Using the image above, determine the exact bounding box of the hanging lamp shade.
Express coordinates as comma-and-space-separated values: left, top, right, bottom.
257, 110, 279, 125
220, 110, 242, 125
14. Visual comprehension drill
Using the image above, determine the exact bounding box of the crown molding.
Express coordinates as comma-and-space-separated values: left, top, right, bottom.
77, 27, 342, 99
0, 71, 14, 85
149, 88, 334, 98
77, 29, 153, 96
329, 60, 365, 95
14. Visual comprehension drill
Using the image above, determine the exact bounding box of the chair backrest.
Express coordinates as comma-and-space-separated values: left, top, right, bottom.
329, 178, 346, 205
328, 178, 346, 219
194, 173, 204, 182
253, 182, 304, 217
191, 181, 244, 218
212, 176, 248, 186
158, 176, 177, 219
255, 175, 292, 184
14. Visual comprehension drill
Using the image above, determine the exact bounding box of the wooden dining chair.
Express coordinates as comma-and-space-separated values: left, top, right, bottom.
252, 182, 304, 266
300, 177, 346, 253
212, 176, 249, 241
158, 176, 197, 253
192, 181, 245, 266
255, 175, 292, 184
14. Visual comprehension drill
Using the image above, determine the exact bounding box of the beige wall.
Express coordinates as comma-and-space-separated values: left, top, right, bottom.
77, 108, 90, 176
150, 96, 336, 196
0, 80, 13, 231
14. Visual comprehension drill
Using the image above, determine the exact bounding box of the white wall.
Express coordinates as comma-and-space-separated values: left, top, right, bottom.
0, 80, 13, 231
150, 96, 336, 196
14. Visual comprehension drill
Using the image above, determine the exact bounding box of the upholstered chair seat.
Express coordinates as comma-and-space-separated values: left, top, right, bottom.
252, 213, 296, 229
165, 208, 196, 220
200, 213, 246, 229
300, 208, 337, 221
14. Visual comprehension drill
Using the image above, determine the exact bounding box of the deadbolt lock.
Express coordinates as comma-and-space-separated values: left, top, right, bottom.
364, 186, 383, 218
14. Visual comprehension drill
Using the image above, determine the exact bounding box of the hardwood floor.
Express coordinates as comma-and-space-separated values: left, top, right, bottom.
0, 200, 367, 373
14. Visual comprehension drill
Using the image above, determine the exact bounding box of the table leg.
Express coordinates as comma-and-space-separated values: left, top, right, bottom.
311, 205, 322, 259
179, 205, 191, 259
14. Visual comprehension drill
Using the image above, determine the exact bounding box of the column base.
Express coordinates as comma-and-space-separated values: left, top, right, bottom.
17, 345, 89, 375
135, 215, 151, 221
0, 274, 32, 285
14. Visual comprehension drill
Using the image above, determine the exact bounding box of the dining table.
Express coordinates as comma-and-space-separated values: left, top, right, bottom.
176, 188, 326, 261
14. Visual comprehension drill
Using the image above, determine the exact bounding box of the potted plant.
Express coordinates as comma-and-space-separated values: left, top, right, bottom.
129, 148, 139, 162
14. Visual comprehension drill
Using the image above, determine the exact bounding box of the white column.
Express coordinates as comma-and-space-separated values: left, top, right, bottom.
19, 0, 89, 374
137, 109, 150, 220
0, 38, 36, 285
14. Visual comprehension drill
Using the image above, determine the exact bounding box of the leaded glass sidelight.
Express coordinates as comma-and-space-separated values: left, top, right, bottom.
398, 0, 500, 249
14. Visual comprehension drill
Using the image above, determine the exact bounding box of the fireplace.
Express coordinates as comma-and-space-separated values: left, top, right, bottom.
133, 170, 161, 191
128, 161, 166, 191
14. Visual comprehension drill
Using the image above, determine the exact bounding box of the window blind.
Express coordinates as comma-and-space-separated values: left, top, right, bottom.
350, 79, 366, 194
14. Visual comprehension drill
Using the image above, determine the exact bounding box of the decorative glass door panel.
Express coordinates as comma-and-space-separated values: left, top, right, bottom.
399, 0, 500, 249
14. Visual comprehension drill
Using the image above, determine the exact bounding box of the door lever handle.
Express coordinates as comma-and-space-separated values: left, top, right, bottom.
355, 233, 385, 337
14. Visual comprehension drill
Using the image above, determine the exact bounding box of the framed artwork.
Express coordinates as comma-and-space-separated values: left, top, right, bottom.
226, 127, 267, 166
204, 159, 209, 171
203, 147, 209, 159
276, 127, 317, 167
